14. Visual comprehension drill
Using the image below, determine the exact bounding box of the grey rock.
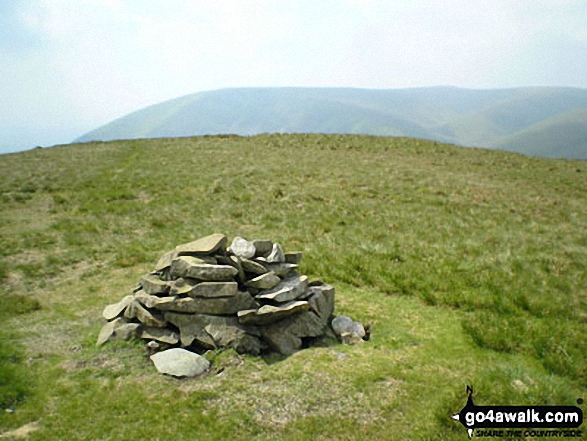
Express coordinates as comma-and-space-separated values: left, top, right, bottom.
169, 278, 199, 296
96, 317, 124, 346
154, 290, 257, 315
264, 262, 298, 277
150, 348, 210, 377
306, 283, 335, 322
256, 275, 308, 303
228, 236, 256, 259
170, 256, 238, 281
205, 322, 261, 355
284, 252, 303, 264
237, 300, 310, 325
124, 300, 167, 328
147, 340, 160, 350
252, 239, 273, 257
245, 272, 281, 290
164, 312, 259, 349
260, 311, 326, 355
331, 316, 365, 339
102, 295, 134, 321
155, 249, 178, 271
186, 281, 238, 299
175, 233, 227, 256
217, 255, 246, 284
341, 332, 364, 345
163, 312, 216, 347
241, 258, 268, 275
134, 292, 177, 309
140, 327, 179, 344
308, 279, 326, 287
266, 243, 285, 263
139, 274, 170, 295
114, 323, 141, 341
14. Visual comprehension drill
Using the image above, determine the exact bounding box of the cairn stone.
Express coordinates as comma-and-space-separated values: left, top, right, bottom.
139, 275, 171, 295
284, 252, 303, 264
331, 315, 365, 345
98, 233, 365, 362
140, 327, 179, 345
229, 236, 256, 259
266, 243, 285, 263
134, 292, 177, 309
237, 300, 310, 326
245, 272, 281, 290
96, 318, 141, 345
185, 281, 238, 298
262, 262, 298, 277
102, 295, 134, 321
150, 348, 210, 377
252, 239, 273, 257
155, 249, 178, 271
124, 300, 166, 328
153, 290, 257, 315
260, 312, 326, 355
170, 256, 238, 281
241, 258, 268, 275
256, 275, 308, 303
175, 233, 227, 256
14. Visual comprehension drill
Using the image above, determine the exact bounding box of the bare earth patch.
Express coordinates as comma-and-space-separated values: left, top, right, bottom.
0, 421, 41, 439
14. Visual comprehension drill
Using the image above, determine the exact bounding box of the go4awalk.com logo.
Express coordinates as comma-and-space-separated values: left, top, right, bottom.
451, 386, 583, 438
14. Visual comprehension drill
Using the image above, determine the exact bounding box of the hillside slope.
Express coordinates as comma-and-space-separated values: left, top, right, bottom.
1, 135, 585, 439
491, 109, 587, 158
75, 87, 587, 159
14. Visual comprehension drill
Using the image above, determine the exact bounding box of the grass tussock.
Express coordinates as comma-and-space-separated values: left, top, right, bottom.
0, 134, 585, 439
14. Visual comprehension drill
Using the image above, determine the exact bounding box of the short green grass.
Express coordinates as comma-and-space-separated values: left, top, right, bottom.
0, 134, 585, 440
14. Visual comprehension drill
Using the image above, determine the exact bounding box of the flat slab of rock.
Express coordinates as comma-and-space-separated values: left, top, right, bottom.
256, 275, 308, 303
261, 311, 326, 355
245, 272, 280, 290
139, 275, 170, 295
284, 252, 303, 264
229, 236, 256, 259
96, 318, 123, 345
238, 300, 310, 325
96, 318, 140, 345
258, 261, 298, 277
155, 249, 178, 271
175, 233, 227, 256
252, 239, 273, 257
134, 292, 177, 309
140, 327, 179, 344
150, 348, 210, 377
164, 312, 259, 349
102, 295, 134, 321
154, 290, 257, 315
241, 258, 268, 275
188, 281, 238, 299
124, 300, 167, 328
170, 256, 238, 281
204, 322, 261, 355
169, 278, 198, 296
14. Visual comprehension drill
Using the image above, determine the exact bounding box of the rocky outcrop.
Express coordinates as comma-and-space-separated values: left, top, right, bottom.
98, 233, 367, 371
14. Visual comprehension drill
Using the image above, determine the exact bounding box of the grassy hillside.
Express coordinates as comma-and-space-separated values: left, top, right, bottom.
0, 134, 585, 440
75, 87, 587, 159
492, 109, 587, 159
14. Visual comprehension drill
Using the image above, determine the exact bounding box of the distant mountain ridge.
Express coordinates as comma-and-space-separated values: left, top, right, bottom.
75, 87, 587, 159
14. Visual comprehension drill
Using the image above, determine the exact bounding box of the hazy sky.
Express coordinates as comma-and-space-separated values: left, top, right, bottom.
1, 0, 586, 153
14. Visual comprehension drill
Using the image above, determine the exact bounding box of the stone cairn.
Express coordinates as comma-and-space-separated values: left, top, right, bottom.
97, 233, 367, 376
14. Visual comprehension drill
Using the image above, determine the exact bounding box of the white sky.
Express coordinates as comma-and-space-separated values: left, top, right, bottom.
1, 0, 586, 152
